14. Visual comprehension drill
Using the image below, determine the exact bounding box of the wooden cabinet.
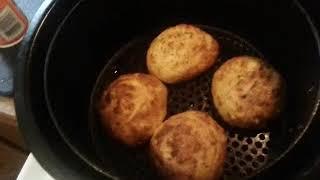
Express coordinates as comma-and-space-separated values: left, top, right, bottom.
0, 96, 28, 180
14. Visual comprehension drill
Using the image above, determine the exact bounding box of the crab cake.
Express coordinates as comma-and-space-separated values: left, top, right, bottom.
99, 73, 168, 146
212, 56, 285, 129
150, 111, 227, 180
147, 24, 219, 84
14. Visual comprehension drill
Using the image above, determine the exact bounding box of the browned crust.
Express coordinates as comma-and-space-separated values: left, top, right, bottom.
147, 24, 220, 84
150, 111, 227, 180
99, 73, 168, 146
212, 56, 285, 129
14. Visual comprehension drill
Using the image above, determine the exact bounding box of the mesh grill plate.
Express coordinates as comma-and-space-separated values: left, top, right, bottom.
90, 26, 278, 179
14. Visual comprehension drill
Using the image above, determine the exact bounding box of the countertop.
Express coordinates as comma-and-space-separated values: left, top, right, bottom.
17, 154, 54, 180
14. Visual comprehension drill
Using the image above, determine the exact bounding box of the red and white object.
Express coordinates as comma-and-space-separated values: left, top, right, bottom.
0, 0, 28, 48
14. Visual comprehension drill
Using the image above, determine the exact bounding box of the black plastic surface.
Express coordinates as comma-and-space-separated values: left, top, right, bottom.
43, 0, 320, 179
14, 0, 320, 180
16, 0, 107, 179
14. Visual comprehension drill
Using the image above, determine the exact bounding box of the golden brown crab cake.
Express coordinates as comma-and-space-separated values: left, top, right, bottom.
99, 73, 168, 147
150, 111, 227, 180
212, 56, 285, 129
147, 24, 219, 84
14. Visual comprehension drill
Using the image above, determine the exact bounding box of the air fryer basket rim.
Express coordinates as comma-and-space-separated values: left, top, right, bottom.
15, 0, 320, 179
44, 0, 320, 179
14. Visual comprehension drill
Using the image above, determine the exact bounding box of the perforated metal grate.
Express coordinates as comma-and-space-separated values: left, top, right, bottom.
167, 70, 270, 178
91, 26, 274, 179
225, 132, 270, 177
165, 27, 270, 178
